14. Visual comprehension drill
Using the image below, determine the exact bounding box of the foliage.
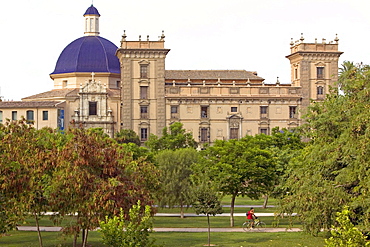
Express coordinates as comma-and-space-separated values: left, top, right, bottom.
0, 119, 66, 246
278, 62, 370, 235
193, 136, 277, 226
155, 148, 198, 218
325, 207, 369, 247
47, 127, 157, 247
145, 122, 197, 152
115, 129, 141, 146
99, 201, 158, 247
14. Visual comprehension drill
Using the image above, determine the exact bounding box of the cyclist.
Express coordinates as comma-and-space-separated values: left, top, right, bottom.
246, 207, 256, 228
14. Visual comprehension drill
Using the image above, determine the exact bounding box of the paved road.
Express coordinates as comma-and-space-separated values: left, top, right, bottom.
16, 226, 301, 233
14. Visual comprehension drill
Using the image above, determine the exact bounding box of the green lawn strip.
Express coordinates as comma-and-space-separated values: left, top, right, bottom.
0, 231, 104, 247
220, 195, 278, 206
0, 231, 325, 247
153, 216, 301, 228
153, 232, 325, 247
18, 216, 76, 227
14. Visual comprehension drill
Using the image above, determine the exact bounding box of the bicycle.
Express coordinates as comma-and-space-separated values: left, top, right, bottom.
242, 218, 266, 231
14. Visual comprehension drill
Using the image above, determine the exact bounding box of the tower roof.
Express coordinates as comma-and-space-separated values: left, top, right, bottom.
50, 36, 120, 75
84, 5, 100, 16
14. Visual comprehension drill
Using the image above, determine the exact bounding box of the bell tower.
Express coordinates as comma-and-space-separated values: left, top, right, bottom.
286, 34, 343, 110
116, 31, 170, 141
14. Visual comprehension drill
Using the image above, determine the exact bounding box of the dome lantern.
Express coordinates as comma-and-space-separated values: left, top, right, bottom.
84, 5, 100, 36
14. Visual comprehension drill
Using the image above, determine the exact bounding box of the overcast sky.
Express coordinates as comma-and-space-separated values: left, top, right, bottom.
1, 0, 369, 100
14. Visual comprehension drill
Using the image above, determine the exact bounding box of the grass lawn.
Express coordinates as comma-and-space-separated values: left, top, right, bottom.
153, 216, 300, 228
0, 231, 325, 247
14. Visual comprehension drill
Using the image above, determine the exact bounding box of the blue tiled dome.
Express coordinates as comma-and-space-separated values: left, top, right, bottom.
51, 36, 120, 75
84, 5, 100, 16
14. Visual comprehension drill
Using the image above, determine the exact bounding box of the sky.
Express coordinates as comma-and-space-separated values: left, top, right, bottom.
1, 0, 370, 100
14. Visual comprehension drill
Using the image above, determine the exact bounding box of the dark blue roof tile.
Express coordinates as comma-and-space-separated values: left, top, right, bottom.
51, 36, 120, 75
84, 5, 100, 16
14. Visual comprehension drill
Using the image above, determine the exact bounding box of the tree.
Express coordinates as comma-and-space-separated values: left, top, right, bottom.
0, 120, 65, 247
279, 62, 370, 235
99, 201, 157, 247
192, 183, 223, 247
155, 148, 198, 218
193, 136, 276, 227
48, 127, 157, 247
325, 207, 370, 247
145, 122, 197, 152
115, 129, 141, 146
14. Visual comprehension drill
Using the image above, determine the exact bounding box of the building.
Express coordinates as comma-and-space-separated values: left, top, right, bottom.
0, 5, 343, 144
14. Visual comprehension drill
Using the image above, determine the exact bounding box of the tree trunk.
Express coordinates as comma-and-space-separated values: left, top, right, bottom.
230, 193, 237, 227
73, 233, 77, 247
207, 214, 211, 247
34, 212, 43, 247
82, 229, 89, 247
180, 203, 184, 219
263, 195, 269, 209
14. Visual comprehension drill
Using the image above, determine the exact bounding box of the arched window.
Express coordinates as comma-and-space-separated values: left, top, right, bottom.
0, 111, 2, 123
317, 86, 324, 95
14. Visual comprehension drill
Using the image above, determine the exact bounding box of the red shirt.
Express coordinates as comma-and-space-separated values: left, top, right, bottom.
247, 210, 254, 219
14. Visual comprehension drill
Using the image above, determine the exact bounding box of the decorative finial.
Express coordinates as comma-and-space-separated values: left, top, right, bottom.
172, 80, 176, 86
276, 77, 280, 85
322, 38, 326, 44
203, 80, 206, 86
160, 30, 165, 41
139, 35, 141, 41
290, 38, 294, 46
315, 38, 317, 43
246, 78, 251, 84
121, 30, 127, 41
300, 33, 304, 42
147, 35, 149, 41
187, 78, 191, 87
91, 72, 95, 82
334, 34, 339, 44
232, 81, 236, 86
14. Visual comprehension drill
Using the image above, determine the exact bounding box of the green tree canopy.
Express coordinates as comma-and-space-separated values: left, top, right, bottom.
145, 122, 197, 152
155, 148, 198, 218
279, 62, 370, 235
193, 136, 277, 227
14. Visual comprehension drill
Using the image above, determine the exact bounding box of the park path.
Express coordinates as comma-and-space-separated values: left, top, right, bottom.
16, 226, 301, 233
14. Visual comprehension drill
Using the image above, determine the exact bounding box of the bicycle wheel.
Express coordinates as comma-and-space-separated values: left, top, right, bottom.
256, 222, 266, 229
242, 222, 251, 231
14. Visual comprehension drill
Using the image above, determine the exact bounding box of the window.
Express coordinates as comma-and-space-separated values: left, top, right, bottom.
317, 86, 324, 95
317, 67, 324, 79
294, 68, 298, 79
116, 81, 121, 88
171, 106, 179, 119
231, 107, 237, 113
260, 106, 268, 118
63, 80, 68, 88
140, 106, 148, 119
200, 128, 209, 142
89, 102, 97, 115
140, 86, 148, 99
289, 106, 297, 119
26, 110, 34, 123
230, 128, 239, 139
260, 128, 268, 135
140, 64, 148, 78
42, 111, 49, 121
140, 128, 148, 141
0, 111, 2, 123
201, 106, 209, 118
12, 111, 17, 121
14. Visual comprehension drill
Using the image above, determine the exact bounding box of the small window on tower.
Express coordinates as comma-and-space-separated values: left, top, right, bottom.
317, 86, 324, 95
140, 65, 148, 78
317, 67, 324, 79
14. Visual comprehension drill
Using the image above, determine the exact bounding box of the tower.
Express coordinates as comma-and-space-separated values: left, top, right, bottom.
286, 34, 343, 111
116, 31, 170, 141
